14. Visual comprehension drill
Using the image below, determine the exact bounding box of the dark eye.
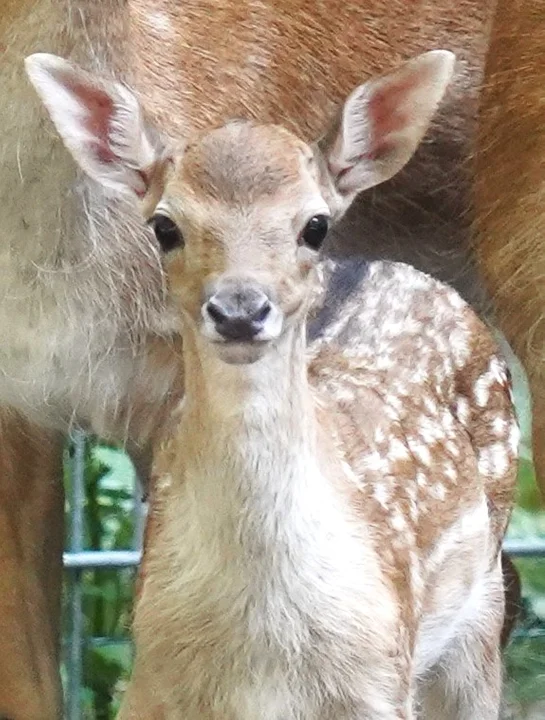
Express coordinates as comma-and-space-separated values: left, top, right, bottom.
300, 214, 329, 250
148, 214, 184, 252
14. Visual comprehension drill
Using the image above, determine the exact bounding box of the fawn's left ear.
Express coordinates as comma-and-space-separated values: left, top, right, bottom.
317, 50, 455, 212
25, 53, 170, 199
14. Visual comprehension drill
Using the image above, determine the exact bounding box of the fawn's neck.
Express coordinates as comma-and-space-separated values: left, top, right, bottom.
177, 322, 329, 545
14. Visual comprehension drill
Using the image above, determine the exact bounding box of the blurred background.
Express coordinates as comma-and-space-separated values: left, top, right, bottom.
61, 353, 545, 719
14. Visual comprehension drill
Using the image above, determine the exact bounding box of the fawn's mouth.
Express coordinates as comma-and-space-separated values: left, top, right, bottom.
211, 337, 272, 365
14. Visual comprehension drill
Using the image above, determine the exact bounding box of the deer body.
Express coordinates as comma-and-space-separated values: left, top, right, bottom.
30, 51, 517, 718
124, 258, 517, 720
474, 0, 545, 491
0, 409, 64, 720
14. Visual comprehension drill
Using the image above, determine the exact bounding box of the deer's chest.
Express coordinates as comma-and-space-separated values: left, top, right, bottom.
143, 471, 400, 718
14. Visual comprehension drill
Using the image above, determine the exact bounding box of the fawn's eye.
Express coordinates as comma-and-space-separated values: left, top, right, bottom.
148, 214, 184, 252
300, 214, 329, 250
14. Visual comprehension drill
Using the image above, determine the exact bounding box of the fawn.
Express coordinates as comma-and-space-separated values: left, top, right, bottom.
26, 49, 518, 719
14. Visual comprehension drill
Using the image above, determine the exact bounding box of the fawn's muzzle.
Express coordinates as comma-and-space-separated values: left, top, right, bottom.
205, 286, 272, 342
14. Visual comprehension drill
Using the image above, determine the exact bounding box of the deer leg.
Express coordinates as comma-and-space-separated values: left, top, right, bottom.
0, 410, 65, 720
126, 440, 153, 500
418, 563, 504, 720
419, 640, 502, 720
500, 551, 521, 648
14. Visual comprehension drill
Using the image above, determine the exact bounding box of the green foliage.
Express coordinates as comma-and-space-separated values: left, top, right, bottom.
502, 356, 545, 717
62, 436, 136, 719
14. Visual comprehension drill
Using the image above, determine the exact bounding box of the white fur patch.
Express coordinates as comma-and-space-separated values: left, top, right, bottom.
477, 443, 510, 479
414, 499, 493, 673
145, 11, 174, 34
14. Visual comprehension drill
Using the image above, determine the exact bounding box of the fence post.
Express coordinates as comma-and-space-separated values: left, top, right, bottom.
67, 430, 86, 720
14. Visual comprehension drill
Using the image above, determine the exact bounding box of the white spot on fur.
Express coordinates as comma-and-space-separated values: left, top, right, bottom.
449, 327, 471, 368
145, 11, 174, 34
455, 396, 470, 427
443, 461, 457, 482
373, 483, 390, 509
477, 443, 510, 478
474, 371, 493, 407
389, 437, 410, 461
409, 440, 432, 467
445, 440, 460, 458
391, 511, 407, 532
430, 482, 446, 501
362, 450, 388, 472
508, 421, 520, 455
416, 471, 428, 487
375, 355, 395, 371
447, 290, 467, 310
490, 356, 507, 386
417, 414, 445, 444
386, 394, 404, 412
491, 417, 507, 437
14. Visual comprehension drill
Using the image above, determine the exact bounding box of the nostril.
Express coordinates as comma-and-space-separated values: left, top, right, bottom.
253, 300, 271, 323
205, 290, 273, 341
206, 299, 228, 324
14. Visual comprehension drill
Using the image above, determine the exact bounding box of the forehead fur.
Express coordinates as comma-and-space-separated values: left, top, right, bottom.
176, 121, 311, 205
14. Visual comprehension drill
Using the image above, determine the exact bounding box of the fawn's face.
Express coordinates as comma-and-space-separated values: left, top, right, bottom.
25, 48, 455, 363
150, 122, 331, 364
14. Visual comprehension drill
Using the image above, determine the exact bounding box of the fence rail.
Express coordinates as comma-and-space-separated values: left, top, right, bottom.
61, 538, 545, 573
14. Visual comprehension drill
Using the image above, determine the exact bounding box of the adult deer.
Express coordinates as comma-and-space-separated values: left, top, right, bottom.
30, 49, 519, 718
0, 0, 514, 716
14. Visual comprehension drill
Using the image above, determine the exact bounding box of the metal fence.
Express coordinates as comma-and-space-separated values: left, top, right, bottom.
64, 431, 144, 719
62, 431, 545, 718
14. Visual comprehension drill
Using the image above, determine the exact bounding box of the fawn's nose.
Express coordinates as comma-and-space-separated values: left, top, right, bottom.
205, 287, 272, 341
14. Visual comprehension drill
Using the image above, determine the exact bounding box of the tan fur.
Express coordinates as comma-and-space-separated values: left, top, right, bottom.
120, 121, 518, 719
474, 0, 545, 496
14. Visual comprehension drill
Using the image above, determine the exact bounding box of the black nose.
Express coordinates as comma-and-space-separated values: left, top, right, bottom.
206, 288, 272, 341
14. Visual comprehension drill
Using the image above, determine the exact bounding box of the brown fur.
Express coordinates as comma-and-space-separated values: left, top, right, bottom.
500, 553, 521, 648
474, 0, 545, 496
0, 409, 64, 720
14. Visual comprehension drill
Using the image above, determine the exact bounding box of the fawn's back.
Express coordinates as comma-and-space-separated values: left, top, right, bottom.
308, 258, 517, 673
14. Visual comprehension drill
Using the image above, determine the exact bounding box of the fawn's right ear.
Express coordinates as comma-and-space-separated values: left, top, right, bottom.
25, 53, 169, 199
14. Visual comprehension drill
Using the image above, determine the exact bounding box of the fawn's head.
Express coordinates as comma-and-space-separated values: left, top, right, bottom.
26, 50, 454, 364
